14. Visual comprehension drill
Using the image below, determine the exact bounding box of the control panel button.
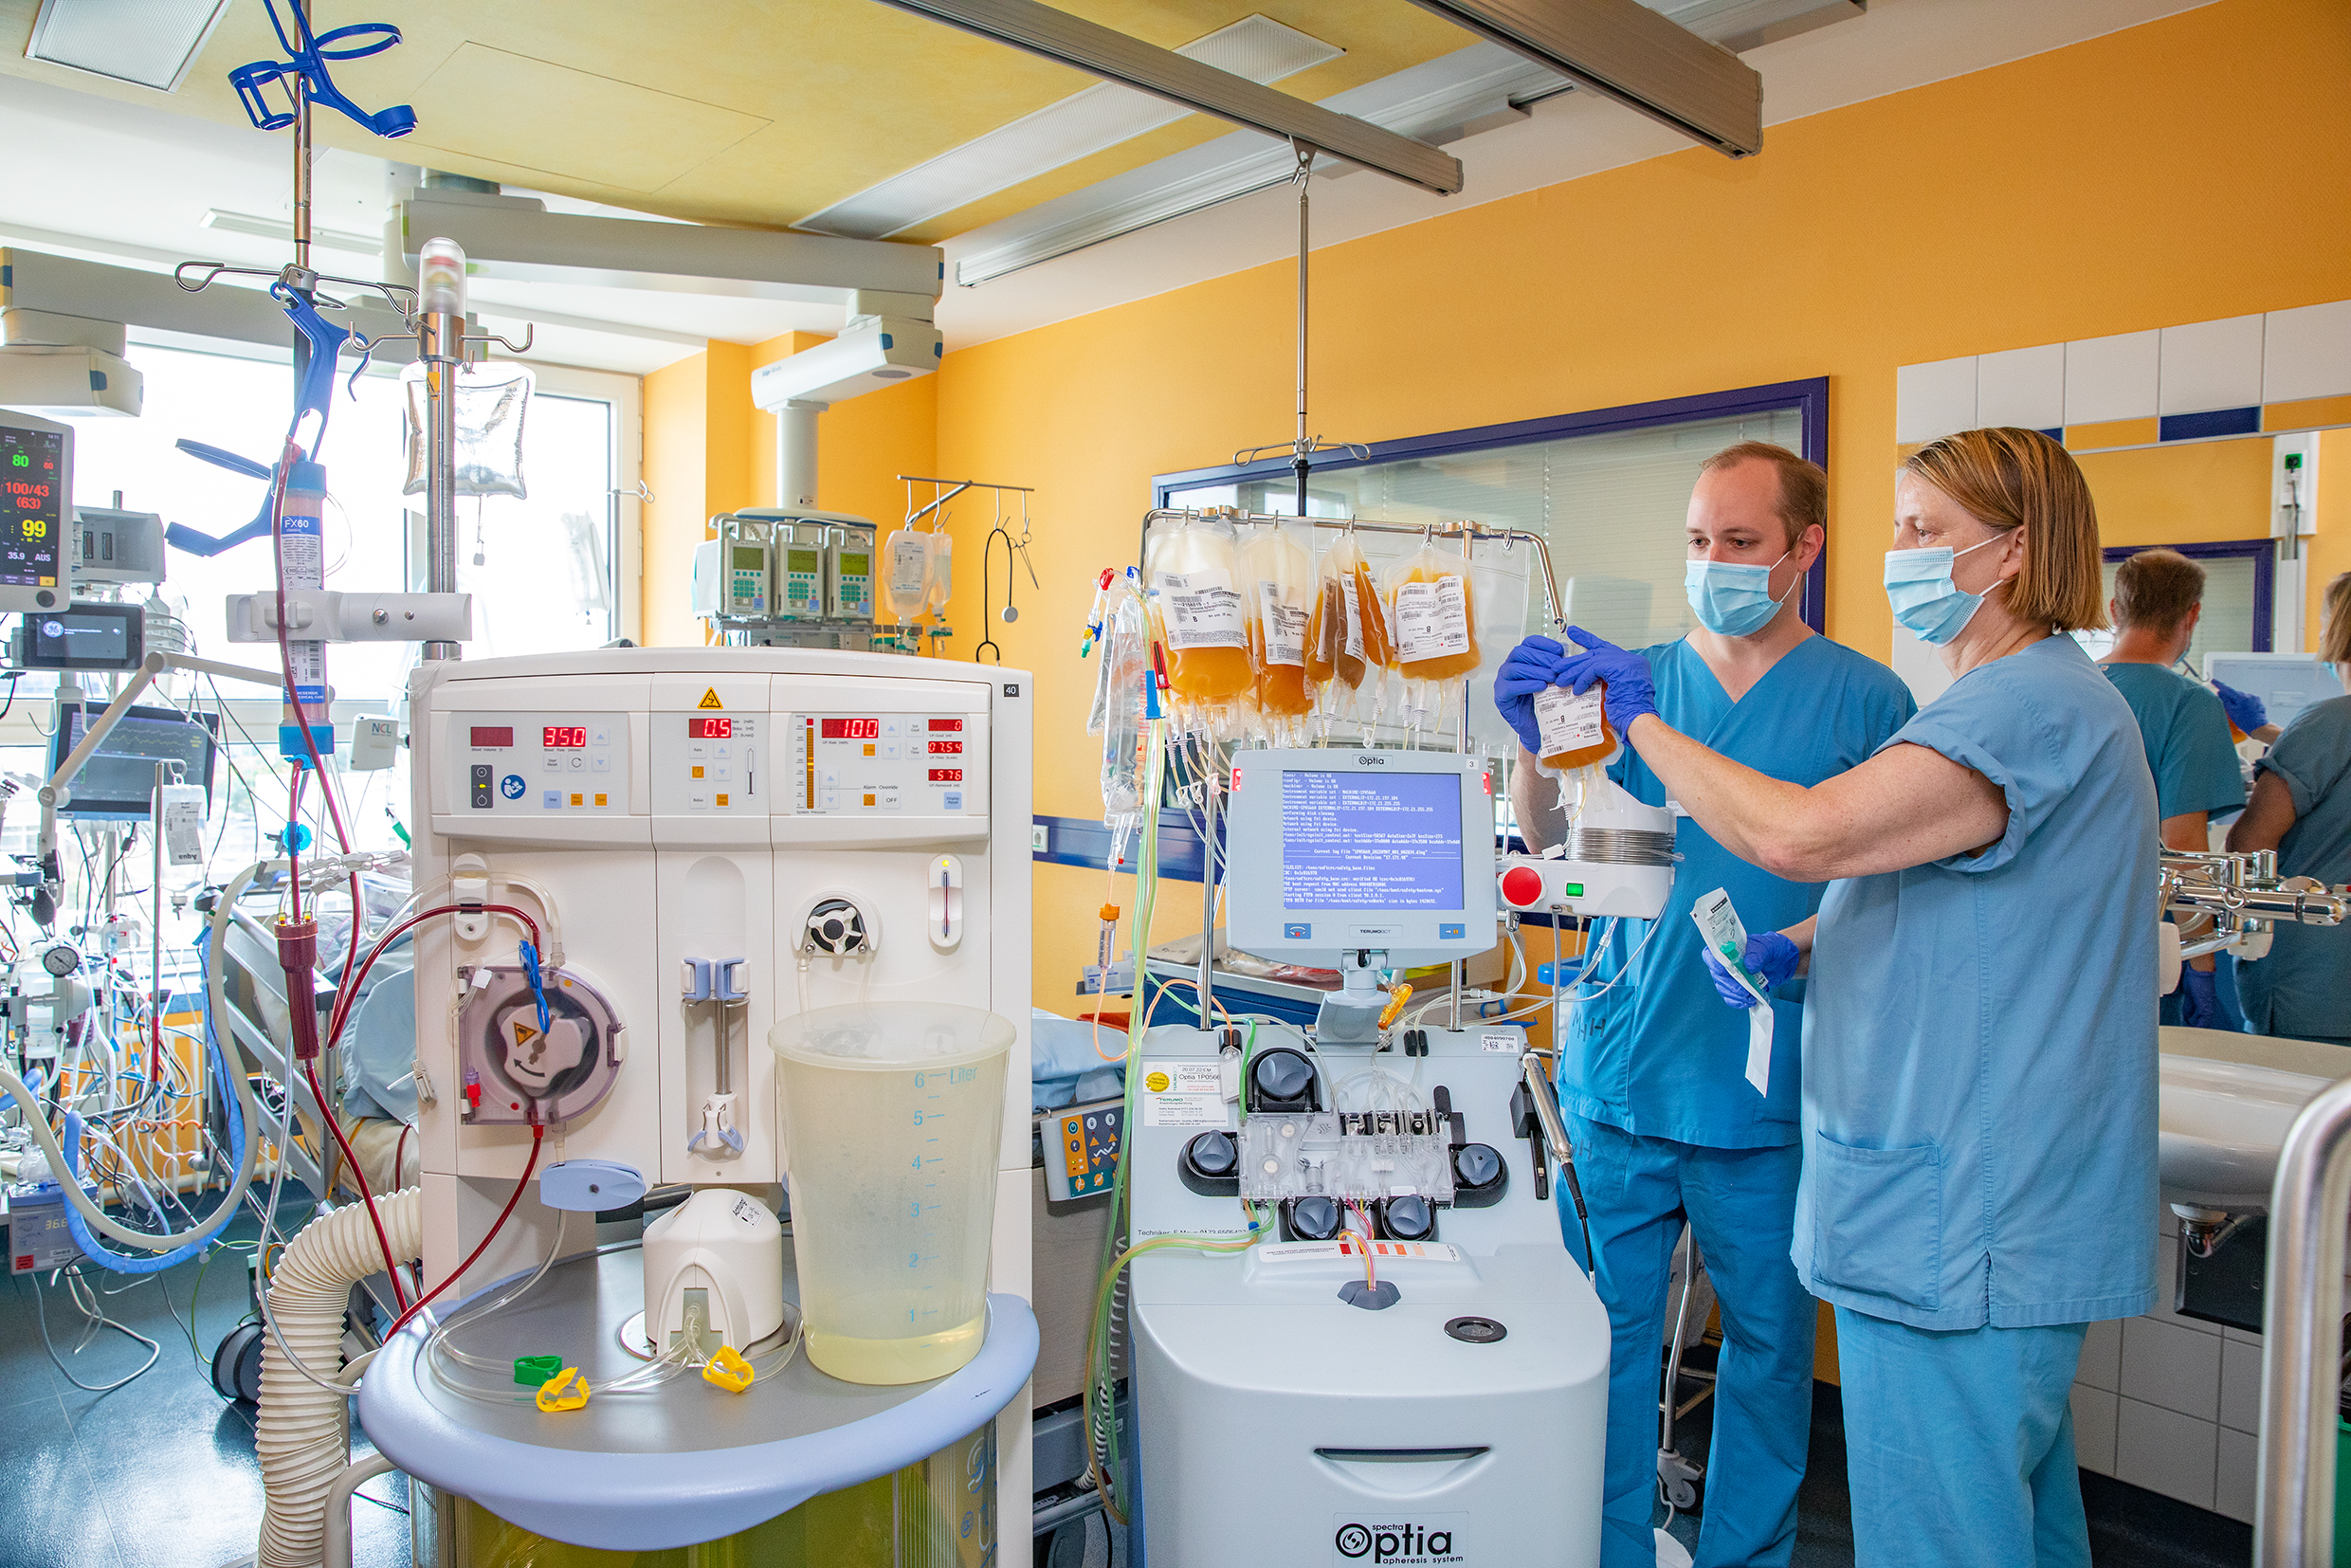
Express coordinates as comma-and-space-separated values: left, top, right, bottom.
469, 764, 493, 809
592, 755, 611, 774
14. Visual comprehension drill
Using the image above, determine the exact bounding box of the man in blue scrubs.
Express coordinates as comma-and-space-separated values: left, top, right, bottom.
2095, 549, 2247, 1028
1501, 443, 1916, 1568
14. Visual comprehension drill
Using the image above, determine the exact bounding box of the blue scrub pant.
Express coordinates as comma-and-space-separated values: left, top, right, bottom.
1833, 1307, 2090, 1568
1560, 1114, 1813, 1568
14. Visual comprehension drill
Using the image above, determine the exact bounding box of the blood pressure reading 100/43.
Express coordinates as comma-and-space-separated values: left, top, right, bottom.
1281, 771, 1464, 910
0, 426, 63, 588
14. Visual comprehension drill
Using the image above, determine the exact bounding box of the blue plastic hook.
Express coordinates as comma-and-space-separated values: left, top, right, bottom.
229, 0, 416, 140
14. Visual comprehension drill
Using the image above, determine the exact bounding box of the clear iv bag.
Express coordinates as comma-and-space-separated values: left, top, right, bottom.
1386, 535, 1480, 741
1144, 515, 1251, 739
1090, 572, 1152, 866
402, 363, 533, 499
883, 525, 930, 623
924, 532, 952, 611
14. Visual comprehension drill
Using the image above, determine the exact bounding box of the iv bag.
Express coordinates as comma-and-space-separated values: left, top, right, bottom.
1386, 536, 1481, 740
402, 363, 533, 499
883, 525, 930, 623
1090, 573, 1152, 866
1240, 521, 1314, 745
1144, 515, 1251, 739
925, 532, 953, 611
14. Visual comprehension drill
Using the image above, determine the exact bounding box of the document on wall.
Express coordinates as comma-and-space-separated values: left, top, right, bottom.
1689, 887, 1775, 1098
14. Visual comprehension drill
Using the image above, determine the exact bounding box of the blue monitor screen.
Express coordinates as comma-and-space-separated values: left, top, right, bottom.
1280, 770, 1464, 910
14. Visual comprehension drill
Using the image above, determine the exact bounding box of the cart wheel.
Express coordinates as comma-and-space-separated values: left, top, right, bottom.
211, 1322, 266, 1404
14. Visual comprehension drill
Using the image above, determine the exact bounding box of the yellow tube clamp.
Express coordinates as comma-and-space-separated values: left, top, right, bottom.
535, 1367, 591, 1412
702, 1344, 755, 1394
1377, 984, 1415, 1030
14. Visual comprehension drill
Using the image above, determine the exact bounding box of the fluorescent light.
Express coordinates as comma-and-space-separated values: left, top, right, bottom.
955, 45, 1564, 285
802, 14, 1343, 241
1403, 0, 1762, 157
201, 210, 382, 256
871, 0, 1463, 195
27, 0, 232, 93
1651, 0, 1866, 54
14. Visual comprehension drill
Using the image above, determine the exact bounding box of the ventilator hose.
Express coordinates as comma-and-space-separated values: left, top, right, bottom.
256, 1187, 422, 1568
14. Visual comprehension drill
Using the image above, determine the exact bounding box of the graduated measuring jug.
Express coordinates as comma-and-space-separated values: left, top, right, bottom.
770, 1002, 1013, 1385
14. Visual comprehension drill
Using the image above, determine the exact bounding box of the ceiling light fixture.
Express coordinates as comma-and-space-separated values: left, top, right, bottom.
27, 0, 232, 93
1401, 0, 1762, 157
201, 209, 379, 256
803, 13, 1344, 241
869, 0, 1464, 196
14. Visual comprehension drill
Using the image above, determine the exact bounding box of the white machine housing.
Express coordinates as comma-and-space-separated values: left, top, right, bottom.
410, 647, 1034, 1502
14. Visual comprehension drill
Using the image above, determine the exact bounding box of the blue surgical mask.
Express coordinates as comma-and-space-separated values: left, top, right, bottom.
1884, 536, 2002, 646
1685, 550, 1794, 637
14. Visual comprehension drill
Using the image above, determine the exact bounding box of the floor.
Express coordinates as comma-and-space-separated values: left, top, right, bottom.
0, 1188, 412, 1568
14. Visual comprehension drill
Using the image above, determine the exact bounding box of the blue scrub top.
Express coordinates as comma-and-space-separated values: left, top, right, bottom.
2102, 661, 2246, 821
1558, 635, 1916, 1150
1795, 634, 2159, 1331
2236, 693, 2351, 1042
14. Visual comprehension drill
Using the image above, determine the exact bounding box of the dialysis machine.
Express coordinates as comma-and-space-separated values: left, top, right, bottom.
407, 647, 1036, 1503
1127, 748, 1667, 1568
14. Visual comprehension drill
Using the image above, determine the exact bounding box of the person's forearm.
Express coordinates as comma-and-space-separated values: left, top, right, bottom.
2252, 723, 2282, 745
1780, 916, 1817, 975
1622, 713, 1817, 871
1508, 743, 1568, 852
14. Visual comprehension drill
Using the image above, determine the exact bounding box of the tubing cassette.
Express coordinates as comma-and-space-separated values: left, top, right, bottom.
456, 963, 625, 1125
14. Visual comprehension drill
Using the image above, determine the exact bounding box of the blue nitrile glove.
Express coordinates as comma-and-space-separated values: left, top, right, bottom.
1701, 931, 1800, 1010
1557, 627, 1658, 733
2178, 964, 2220, 1030
1494, 635, 1568, 755
2214, 681, 2267, 736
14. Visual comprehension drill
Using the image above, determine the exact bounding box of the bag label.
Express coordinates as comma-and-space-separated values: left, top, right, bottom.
1393, 576, 1471, 662
1260, 584, 1307, 667
1533, 684, 1606, 756
1155, 570, 1246, 650
889, 533, 929, 593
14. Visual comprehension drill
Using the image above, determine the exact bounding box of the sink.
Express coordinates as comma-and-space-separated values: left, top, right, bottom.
2160, 1026, 2347, 1212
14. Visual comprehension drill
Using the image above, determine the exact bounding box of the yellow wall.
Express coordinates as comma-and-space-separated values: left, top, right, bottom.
641, 0, 2351, 1011
2076, 440, 2277, 550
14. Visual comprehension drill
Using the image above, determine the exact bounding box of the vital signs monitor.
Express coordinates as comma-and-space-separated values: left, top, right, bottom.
1222, 746, 1496, 966
0, 410, 70, 612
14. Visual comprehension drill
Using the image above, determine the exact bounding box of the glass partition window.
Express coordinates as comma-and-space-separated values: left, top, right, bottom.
60, 343, 624, 704
1165, 407, 1805, 651
2073, 547, 2266, 665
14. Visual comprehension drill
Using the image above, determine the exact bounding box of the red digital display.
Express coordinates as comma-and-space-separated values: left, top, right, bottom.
928, 739, 962, 755
469, 725, 515, 749
928, 769, 963, 783
821, 718, 881, 739
690, 717, 732, 738
543, 726, 588, 749
928, 719, 963, 733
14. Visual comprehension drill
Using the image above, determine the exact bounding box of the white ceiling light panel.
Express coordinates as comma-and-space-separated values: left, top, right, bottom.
799, 12, 1343, 241
27, 0, 233, 93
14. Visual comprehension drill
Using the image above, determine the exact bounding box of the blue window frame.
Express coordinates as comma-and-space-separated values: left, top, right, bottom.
2102, 538, 2274, 652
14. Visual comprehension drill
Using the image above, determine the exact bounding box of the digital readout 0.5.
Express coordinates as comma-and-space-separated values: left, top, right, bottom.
690, 717, 732, 738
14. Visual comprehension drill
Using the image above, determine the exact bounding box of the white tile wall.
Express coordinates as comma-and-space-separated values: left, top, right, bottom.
2123, 1317, 2222, 1419
2215, 1428, 2259, 1525
2064, 331, 2162, 425
2072, 1384, 2119, 1475
2219, 1335, 2262, 1434
2263, 300, 2351, 404
1895, 356, 1977, 445
2160, 316, 2266, 415
2116, 1395, 2219, 1509
2078, 1316, 2123, 1393
1977, 343, 2066, 430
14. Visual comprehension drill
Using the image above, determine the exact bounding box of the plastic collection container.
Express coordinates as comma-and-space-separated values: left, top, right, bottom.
771, 1003, 1013, 1385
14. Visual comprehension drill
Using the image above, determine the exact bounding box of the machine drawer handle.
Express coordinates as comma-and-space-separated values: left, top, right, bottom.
1312, 1447, 1489, 1464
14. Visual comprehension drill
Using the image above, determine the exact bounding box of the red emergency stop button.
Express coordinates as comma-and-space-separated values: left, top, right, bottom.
1500, 866, 1544, 907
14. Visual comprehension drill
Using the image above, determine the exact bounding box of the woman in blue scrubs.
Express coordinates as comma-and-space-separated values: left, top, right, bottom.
1552, 427, 2157, 1566
2228, 571, 2351, 1044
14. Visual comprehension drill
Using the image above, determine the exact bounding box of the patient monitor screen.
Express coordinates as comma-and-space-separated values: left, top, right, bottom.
1281, 770, 1465, 910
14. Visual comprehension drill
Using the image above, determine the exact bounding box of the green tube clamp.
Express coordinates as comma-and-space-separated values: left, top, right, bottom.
514, 1353, 564, 1386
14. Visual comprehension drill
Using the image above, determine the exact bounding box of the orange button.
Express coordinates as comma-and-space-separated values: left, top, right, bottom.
570, 793, 583, 806
863, 793, 876, 807
863, 743, 876, 757
716, 793, 729, 807
692, 765, 704, 778
593, 793, 608, 806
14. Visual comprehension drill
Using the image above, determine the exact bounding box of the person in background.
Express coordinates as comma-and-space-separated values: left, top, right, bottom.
1496, 442, 1915, 1568
2095, 549, 2247, 1028
1550, 428, 2154, 1567
2228, 572, 2351, 1046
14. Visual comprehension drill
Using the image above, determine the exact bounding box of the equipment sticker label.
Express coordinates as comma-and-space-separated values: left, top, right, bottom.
698, 687, 724, 709
1139, 1060, 1226, 1127
1479, 1032, 1522, 1053
1333, 1512, 1467, 1565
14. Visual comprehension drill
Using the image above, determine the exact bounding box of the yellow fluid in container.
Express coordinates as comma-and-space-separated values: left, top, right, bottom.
1149, 520, 1255, 701
1538, 680, 1617, 772
1391, 564, 1480, 682
1250, 619, 1314, 715
1304, 579, 1340, 684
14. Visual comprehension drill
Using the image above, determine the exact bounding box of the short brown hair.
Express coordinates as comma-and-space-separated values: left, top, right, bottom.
1700, 441, 1826, 552
2322, 573, 2351, 665
1901, 428, 2107, 632
2111, 548, 2206, 635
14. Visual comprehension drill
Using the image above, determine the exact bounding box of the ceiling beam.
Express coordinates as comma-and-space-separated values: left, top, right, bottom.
868, 0, 1466, 196
1404, 0, 1763, 157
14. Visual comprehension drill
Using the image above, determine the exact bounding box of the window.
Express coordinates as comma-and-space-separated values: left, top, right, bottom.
2076, 541, 2272, 666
